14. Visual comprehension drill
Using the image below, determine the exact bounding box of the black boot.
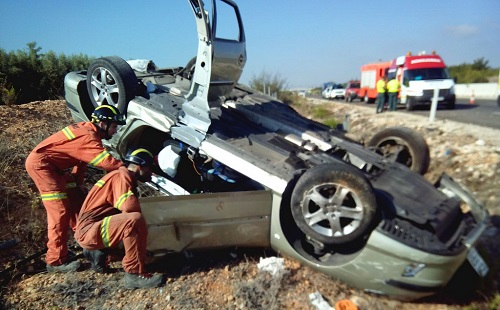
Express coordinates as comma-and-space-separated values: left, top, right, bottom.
46, 260, 80, 273
83, 248, 108, 273
123, 273, 164, 289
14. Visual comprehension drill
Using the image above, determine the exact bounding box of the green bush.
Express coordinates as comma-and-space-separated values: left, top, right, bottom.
312, 106, 330, 119
448, 58, 499, 83
0, 78, 17, 105
249, 70, 288, 100
0, 42, 94, 104
322, 118, 338, 128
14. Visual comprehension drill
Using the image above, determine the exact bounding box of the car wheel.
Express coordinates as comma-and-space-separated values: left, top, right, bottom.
86, 56, 137, 113
367, 126, 430, 175
364, 94, 369, 103
291, 163, 377, 245
446, 99, 456, 110
405, 97, 414, 111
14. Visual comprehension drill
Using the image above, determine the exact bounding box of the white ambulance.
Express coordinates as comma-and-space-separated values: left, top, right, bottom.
388, 51, 456, 111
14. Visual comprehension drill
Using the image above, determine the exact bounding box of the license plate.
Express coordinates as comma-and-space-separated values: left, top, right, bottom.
467, 248, 489, 277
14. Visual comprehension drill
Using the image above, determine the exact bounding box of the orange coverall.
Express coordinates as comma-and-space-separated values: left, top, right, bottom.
75, 166, 148, 274
25, 122, 122, 266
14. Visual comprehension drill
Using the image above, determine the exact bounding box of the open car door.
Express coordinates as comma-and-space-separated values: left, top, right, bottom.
176, 0, 247, 145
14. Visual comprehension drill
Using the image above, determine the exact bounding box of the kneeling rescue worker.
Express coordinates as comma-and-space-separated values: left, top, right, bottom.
75, 147, 164, 289
25, 105, 125, 272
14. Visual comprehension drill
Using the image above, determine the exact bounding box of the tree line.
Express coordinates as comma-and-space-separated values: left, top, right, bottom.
448, 57, 498, 83
0, 42, 498, 105
0, 42, 93, 105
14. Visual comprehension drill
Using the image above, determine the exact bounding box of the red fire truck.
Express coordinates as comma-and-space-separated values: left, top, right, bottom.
359, 61, 391, 103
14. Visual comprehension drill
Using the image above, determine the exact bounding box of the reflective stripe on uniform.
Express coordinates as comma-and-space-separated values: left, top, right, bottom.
100, 216, 111, 248
62, 126, 76, 140
115, 190, 134, 210
131, 148, 153, 158
88, 150, 111, 167
41, 192, 68, 201
95, 180, 106, 188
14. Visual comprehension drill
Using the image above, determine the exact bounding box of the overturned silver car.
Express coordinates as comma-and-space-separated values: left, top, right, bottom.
64, 0, 489, 300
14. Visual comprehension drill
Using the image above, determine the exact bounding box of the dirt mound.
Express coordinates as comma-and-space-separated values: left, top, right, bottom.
0, 99, 499, 309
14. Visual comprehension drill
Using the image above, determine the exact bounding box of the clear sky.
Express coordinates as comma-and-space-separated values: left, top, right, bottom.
1, 0, 499, 89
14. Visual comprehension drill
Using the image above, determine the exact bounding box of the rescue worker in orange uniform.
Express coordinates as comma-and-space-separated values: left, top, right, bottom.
75, 148, 164, 289
25, 105, 125, 272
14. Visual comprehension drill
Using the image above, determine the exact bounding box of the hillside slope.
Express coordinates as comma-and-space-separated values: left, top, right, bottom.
0, 99, 499, 309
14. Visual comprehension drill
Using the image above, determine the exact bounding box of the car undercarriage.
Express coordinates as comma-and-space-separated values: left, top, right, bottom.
63, 0, 489, 301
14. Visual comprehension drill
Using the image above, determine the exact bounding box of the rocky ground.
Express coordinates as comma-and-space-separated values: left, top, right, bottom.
0, 99, 499, 309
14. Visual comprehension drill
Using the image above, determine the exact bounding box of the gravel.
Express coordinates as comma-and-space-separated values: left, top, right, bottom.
1, 99, 499, 309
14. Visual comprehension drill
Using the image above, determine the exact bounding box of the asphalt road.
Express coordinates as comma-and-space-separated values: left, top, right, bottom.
337, 97, 500, 130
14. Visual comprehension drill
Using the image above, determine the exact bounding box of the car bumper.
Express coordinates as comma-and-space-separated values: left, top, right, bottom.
270, 173, 489, 300
410, 93, 456, 105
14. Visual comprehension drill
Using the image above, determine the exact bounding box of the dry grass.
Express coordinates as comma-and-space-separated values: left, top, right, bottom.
234, 269, 289, 309
0, 102, 70, 267
2, 99, 500, 309
291, 100, 341, 128
0, 146, 46, 294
